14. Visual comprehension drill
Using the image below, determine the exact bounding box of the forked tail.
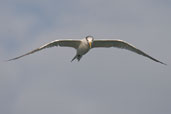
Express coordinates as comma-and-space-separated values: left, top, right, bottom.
71, 55, 82, 62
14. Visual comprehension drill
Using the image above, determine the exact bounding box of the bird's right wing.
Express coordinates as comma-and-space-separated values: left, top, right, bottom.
7, 39, 81, 61
92, 39, 166, 65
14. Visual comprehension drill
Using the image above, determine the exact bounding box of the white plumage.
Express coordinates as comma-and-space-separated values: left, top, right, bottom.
8, 36, 166, 65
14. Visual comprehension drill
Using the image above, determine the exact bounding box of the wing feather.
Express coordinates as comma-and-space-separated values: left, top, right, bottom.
93, 40, 166, 65
8, 40, 81, 61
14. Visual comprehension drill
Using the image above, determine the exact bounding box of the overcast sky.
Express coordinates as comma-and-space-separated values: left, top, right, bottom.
0, 0, 171, 114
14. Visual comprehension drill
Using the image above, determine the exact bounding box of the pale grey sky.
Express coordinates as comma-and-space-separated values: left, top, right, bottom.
0, 0, 171, 114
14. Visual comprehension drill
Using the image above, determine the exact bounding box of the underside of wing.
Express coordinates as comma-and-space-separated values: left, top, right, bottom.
57, 40, 81, 48
8, 39, 81, 61
92, 40, 166, 65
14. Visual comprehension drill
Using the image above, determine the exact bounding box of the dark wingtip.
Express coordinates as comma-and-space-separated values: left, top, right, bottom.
6, 58, 17, 62
157, 60, 167, 65
3, 59, 13, 62
160, 62, 167, 66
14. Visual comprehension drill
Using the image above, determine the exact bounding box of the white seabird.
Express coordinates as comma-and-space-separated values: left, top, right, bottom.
8, 36, 166, 65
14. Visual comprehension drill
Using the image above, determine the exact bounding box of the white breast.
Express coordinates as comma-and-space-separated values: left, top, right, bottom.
77, 40, 90, 55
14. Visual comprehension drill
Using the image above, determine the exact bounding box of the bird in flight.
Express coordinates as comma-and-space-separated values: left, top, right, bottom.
8, 36, 166, 65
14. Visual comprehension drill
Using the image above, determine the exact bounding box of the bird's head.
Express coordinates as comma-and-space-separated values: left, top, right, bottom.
86, 36, 94, 48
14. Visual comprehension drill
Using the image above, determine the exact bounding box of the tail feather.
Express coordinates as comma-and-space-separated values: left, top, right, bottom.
71, 55, 82, 62
77, 55, 82, 61
71, 55, 77, 62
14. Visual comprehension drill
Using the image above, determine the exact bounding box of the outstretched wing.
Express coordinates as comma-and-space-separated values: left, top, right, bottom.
92, 39, 166, 65
8, 39, 81, 61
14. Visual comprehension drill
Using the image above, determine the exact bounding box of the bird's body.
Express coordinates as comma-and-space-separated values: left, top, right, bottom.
77, 38, 90, 55
8, 36, 166, 65
73, 38, 91, 61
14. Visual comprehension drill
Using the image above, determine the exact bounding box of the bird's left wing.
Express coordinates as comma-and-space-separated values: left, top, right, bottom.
7, 39, 81, 61
92, 39, 166, 65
